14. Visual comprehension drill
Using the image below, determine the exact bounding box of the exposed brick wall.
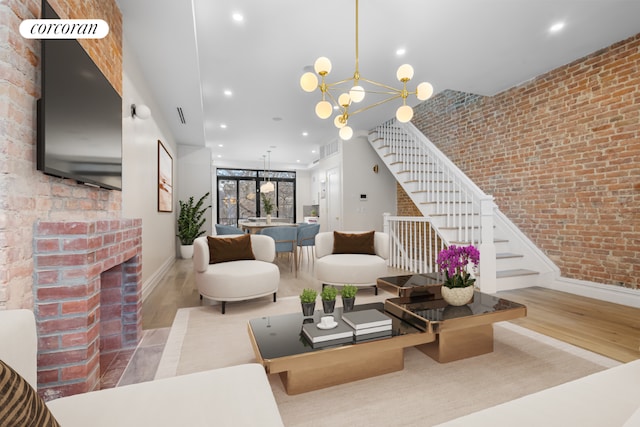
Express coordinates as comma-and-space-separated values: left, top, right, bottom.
34, 219, 141, 398
47, 0, 122, 95
411, 33, 640, 289
397, 183, 423, 216
0, 0, 122, 310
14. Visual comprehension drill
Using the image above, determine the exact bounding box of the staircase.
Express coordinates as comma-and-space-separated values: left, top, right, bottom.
370, 120, 558, 292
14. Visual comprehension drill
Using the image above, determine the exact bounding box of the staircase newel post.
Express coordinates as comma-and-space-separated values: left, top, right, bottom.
478, 197, 497, 294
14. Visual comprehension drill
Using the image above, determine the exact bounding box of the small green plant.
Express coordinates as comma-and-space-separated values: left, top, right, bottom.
320, 286, 337, 301
340, 284, 358, 299
176, 192, 211, 245
261, 193, 275, 215
299, 288, 317, 303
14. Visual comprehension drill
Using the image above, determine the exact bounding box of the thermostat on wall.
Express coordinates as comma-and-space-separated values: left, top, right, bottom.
360, 194, 367, 201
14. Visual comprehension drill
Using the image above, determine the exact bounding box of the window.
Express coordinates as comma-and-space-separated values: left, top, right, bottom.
217, 168, 296, 226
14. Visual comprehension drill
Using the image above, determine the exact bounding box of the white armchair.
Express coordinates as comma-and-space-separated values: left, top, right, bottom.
193, 234, 280, 314
314, 231, 390, 294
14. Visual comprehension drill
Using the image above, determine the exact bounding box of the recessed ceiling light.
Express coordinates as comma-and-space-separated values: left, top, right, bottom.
302, 132, 308, 136
396, 47, 406, 56
311, 150, 316, 154
296, 160, 300, 163
217, 154, 222, 158
223, 89, 232, 97
220, 124, 227, 129
232, 13, 243, 22
549, 21, 565, 34
218, 144, 224, 147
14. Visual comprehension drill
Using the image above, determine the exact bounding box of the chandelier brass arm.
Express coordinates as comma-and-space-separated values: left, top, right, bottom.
299, 0, 433, 140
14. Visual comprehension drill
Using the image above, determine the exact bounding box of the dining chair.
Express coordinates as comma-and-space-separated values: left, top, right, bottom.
296, 223, 320, 267
215, 224, 244, 235
260, 226, 298, 276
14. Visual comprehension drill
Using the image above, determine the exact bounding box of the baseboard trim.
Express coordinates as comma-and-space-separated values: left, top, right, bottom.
141, 256, 176, 302
547, 276, 640, 308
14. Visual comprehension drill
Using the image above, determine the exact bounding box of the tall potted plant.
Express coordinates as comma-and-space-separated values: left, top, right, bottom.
176, 192, 211, 258
436, 244, 480, 306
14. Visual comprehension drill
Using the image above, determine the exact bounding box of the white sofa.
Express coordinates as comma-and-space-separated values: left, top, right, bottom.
193, 234, 280, 314
0, 309, 284, 427
435, 359, 640, 427
315, 231, 389, 293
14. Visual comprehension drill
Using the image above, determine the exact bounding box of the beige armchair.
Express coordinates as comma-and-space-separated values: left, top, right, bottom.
314, 231, 390, 295
193, 234, 280, 314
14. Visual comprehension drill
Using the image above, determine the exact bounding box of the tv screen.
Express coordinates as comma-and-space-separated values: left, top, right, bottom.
37, 1, 122, 190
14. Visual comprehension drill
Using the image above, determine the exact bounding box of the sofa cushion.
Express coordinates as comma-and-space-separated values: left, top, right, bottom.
207, 234, 255, 264
0, 359, 60, 427
332, 231, 375, 255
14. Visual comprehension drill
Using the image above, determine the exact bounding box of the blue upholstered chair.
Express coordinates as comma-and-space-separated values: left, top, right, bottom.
215, 224, 244, 235
296, 223, 320, 266
260, 226, 298, 276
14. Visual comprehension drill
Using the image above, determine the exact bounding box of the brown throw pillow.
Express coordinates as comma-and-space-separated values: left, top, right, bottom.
332, 231, 376, 255
207, 234, 255, 264
0, 359, 60, 427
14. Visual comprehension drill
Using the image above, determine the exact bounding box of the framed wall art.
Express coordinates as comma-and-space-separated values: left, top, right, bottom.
158, 140, 173, 212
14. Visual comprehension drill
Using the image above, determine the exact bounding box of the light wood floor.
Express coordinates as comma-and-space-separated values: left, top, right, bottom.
141, 257, 640, 363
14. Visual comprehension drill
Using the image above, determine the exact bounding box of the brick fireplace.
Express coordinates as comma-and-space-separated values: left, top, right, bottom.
33, 219, 142, 399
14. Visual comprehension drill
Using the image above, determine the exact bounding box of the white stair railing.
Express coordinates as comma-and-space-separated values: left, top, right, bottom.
374, 120, 497, 292
383, 214, 447, 274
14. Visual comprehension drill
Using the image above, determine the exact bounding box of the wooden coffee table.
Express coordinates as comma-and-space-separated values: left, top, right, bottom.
247, 303, 436, 395
384, 291, 527, 363
248, 293, 527, 394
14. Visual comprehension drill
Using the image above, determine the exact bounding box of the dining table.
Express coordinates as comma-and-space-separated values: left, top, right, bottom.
239, 221, 297, 234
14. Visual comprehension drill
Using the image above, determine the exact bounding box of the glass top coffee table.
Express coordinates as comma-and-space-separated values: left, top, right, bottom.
377, 272, 445, 298
385, 291, 527, 362
247, 303, 436, 395
248, 292, 527, 394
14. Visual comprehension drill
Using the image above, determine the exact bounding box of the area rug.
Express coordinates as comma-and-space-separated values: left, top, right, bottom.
155, 294, 620, 427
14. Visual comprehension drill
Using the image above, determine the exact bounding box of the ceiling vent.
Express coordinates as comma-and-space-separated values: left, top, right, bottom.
177, 107, 186, 124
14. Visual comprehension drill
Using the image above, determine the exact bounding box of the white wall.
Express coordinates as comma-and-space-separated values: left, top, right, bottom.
177, 145, 213, 242
121, 39, 177, 300
308, 134, 396, 232
341, 133, 396, 231
295, 169, 312, 221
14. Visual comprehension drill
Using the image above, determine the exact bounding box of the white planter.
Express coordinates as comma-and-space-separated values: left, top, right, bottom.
441, 286, 474, 306
179, 244, 194, 259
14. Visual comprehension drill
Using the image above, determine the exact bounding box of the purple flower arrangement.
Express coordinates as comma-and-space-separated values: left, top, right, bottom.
436, 245, 480, 289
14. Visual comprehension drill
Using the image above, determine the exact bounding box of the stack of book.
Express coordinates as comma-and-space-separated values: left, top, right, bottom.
342, 309, 393, 342
301, 320, 354, 348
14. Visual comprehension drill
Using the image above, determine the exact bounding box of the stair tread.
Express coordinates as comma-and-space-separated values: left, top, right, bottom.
496, 252, 524, 259
496, 269, 539, 278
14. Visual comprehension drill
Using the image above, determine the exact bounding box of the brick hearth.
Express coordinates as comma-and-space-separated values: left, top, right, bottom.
33, 219, 142, 400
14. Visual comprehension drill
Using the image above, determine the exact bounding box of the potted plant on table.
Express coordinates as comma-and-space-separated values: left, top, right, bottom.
320, 285, 338, 314
261, 193, 275, 224
176, 192, 211, 259
300, 288, 317, 317
340, 284, 358, 312
436, 244, 480, 306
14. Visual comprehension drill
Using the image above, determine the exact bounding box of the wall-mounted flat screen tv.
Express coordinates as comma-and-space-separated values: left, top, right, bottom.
37, 0, 122, 190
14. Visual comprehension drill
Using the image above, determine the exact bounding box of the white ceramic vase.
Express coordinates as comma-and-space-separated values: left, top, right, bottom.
266, 214, 272, 224
441, 286, 474, 306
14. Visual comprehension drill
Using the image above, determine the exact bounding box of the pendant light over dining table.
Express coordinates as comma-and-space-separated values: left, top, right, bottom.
260, 151, 275, 193
299, 0, 434, 140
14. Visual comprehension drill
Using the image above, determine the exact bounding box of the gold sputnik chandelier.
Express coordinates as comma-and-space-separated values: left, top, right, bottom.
299, 0, 434, 140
